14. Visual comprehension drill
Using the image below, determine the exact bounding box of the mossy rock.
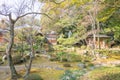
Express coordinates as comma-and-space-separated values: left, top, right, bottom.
24, 73, 43, 80
12, 55, 25, 64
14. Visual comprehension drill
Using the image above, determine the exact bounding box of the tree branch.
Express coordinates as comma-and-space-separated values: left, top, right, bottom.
0, 11, 9, 16
16, 12, 52, 21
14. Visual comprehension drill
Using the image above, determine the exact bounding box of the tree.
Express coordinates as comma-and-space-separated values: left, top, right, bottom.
98, 0, 120, 41
0, 0, 51, 79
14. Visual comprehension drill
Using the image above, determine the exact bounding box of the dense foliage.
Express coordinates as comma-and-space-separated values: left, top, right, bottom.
40, 0, 120, 46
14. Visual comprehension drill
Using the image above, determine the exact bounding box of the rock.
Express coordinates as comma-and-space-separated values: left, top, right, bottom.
35, 50, 40, 54
2, 55, 7, 62
89, 66, 95, 70
20, 57, 26, 63
35, 54, 40, 57
78, 63, 86, 68
101, 56, 108, 59
55, 67, 64, 70
24, 55, 30, 59
94, 64, 102, 68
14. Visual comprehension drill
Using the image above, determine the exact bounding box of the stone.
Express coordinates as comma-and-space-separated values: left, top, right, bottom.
55, 67, 64, 70
35, 54, 40, 57
78, 63, 86, 68
2, 55, 7, 62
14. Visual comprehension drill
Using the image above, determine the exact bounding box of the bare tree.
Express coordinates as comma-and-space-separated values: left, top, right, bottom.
0, 0, 51, 79
22, 15, 39, 78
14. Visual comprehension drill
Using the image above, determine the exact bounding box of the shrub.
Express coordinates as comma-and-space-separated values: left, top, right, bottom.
56, 52, 67, 62
63, 63, 71, 67
67, 53, 82, 62
86, 63, 94, 67
12, 55, 23, 64
62, 58, 68, 62
49, 57, 59, 61
80, 45, 87, 49
25, 73, 43, 80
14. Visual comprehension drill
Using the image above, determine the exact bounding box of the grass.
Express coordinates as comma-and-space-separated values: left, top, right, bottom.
17, 68, 64, 80
84, 67, 120, 80
6, 68, 64, 80
5, 56, 80, 80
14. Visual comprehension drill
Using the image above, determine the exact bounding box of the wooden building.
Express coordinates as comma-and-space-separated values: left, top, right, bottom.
87, 34, 111, 49
0, 30, 8, 44
46, 31, 57, 45
0, 32, 3, 42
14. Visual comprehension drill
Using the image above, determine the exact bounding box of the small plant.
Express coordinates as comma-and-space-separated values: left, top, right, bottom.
60, 70, 86, 80
56, 52, 66, 62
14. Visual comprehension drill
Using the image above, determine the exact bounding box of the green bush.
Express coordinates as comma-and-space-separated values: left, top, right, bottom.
62, 58, 68, 62
25, 73, 43, 80
49, 51, 93, 62
63, 63, 71, 67
49, 52, 82, 62
49, 57, 59, 61
67, 53, 83, 62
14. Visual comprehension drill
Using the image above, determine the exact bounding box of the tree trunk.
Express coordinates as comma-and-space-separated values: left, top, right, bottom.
24, 35, 34, 78
24, 56, 33, 78
6, 22, 18, 80
97, 20, 100, 49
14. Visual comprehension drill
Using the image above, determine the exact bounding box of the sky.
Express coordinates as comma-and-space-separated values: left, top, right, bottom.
0, 0, 43, 20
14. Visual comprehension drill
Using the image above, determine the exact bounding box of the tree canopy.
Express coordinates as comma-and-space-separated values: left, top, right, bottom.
40, 0, 120, 43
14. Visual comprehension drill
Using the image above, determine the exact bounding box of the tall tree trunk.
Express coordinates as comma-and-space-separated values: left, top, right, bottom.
6, 22, 18, 80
